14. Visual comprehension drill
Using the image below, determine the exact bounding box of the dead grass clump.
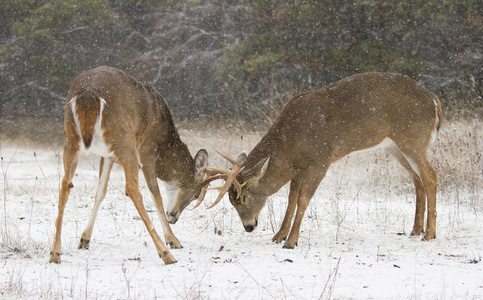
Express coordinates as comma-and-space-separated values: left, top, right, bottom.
431, 118, 482, 209
1, 117, 63, 147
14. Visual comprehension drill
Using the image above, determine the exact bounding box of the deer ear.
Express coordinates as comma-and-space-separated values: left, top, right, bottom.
194, 149, 208, 175
244, 156, 269, 182
257, 156, 270, 180
237, 152, 247, 165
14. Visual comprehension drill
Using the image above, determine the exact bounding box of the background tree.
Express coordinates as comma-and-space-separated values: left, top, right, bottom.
0, 0, 125, 120
217, 0, 482, 122
0, 0, 481, 140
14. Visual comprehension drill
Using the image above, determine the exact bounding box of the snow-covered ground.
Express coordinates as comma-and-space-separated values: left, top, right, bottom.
1, 123, 482, 299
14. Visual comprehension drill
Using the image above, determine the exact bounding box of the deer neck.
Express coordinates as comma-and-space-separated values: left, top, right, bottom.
244, 137, 296, 197
156, 137, 194, 184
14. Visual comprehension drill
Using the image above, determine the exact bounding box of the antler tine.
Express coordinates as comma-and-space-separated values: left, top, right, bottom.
207, 163, 244, 209
207, 185, 230, 209
202, 173, 227, 186
215, 150, 240, 167
192, 185, 208, 209
193, 173, 227, 209
205, 166, 231, 176
233, 180, 246, 197
213, 149, 245, 200
193, 151, 245, 209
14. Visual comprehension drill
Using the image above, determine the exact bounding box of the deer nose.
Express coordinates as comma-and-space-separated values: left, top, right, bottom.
244, 219, 258, 232
166, 210, 179, 224
244, 225, 255, 232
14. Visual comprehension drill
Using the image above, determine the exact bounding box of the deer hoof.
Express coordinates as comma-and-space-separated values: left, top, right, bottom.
410, 228, 424, 237
282, 241, 297, 249
78, 238, 90, 249
49, 252, 61, 264
166, 240, 183, 249
272, 233, 287, 243
422, 231, 436, 241
159, 251, 177, 265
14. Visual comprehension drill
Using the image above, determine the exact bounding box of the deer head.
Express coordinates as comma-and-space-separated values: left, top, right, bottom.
193, 151, 270, 232
227, 154, 270, 232
165, 149, 209, 224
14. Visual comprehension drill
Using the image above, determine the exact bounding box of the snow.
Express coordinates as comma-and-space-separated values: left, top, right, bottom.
0, 138, 482, 299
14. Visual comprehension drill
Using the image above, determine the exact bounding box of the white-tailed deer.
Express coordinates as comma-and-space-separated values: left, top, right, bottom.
197, 72, 442, 248
49, 66, 209, 264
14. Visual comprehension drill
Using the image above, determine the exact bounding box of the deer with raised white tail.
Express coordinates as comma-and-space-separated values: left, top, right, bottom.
49, 66, 210, 264
196, 72, 442, 248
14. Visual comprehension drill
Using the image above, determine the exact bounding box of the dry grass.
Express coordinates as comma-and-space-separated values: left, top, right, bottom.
432, 119, 481, 208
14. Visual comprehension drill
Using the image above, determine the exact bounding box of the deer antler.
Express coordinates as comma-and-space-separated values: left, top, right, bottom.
192, 172, 225, 209
192, 185, 208, 209
192, 151, 245, 209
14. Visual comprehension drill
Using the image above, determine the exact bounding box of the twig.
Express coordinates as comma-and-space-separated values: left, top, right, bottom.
33, 152, 57, 200
237, 263, 277, 299
1, 142, 17, 237
319, 257, 341, 300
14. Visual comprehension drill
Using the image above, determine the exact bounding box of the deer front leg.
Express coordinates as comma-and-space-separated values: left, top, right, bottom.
79, 157, 114, 249
283, 195, 309, 249
272, 178, 301, 243
121, 151, 176, 264
140, 159, 182, 249
126, 183, 177, 264
283, 166, 327, 249
156, 198, 183, 249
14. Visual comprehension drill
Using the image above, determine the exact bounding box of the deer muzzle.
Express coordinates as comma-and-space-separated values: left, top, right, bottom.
243, 219, 258, 232
166, 210, 179, 224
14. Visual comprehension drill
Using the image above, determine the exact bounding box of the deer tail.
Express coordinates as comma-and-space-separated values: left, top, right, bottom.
431, 96, 443, 144
68, 87, 105, 149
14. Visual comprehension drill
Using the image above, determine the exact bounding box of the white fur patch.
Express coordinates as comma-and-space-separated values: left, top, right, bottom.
87, 97, 112, 157
431, 98, 441, 144
350, 137, 422, 177
68, 96, 80, 134
348, 137, 394, 156
163, 181, 181, 212
70, 96, 113, 158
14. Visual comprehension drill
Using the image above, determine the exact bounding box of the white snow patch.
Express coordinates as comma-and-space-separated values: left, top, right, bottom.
0, 140, 481, 299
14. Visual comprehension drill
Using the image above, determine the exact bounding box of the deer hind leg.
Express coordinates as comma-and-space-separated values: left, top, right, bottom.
118, 147, 176, 264
391, 143, 437, 241
50, 146, 79, 263
283, 165, 328, 249
272, 176, 301, 243
139, 151, 182, 249
78, 157, 114, 249
388, 147, 427, 236
418, 158, 437, 241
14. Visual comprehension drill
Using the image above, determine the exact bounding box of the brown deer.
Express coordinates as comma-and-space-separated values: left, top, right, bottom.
49, 66, 209, 264
196, 72, 442, 248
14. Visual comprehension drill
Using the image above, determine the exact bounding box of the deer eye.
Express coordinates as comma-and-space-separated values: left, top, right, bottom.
242, 195, 246, 204
235, 194, 244, 205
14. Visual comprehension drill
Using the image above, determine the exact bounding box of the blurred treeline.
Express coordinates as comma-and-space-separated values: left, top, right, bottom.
1, 0, 482, 138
